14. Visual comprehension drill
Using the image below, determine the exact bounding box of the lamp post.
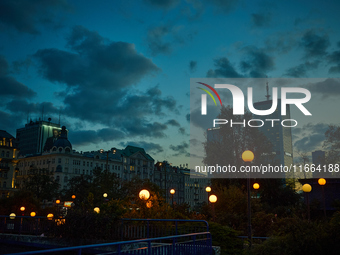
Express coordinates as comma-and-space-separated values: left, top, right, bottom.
318, 178, 326, 218
302, 184, 312, 222
209, 194, 217, 221
206, 186, 211, 204
170, 189, 175, 209
242, 150, 254, 249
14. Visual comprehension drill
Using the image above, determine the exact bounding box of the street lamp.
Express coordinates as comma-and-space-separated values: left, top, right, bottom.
302, 184, 312, 222
30, 212, 36, 217
47, 213, 54, 220
94, 207, 100, 214
206, 186, 211, 204
139, 189, 150, 200
253, 183, 260, 190
318, 178, 326, 218
209, 194, 217, 221
103, 193, 108, 198
242, 150, 254, 249
170, 189, 175, 209
56, 199, 61, 204
9, 213, 16, 220
20, 206, 25, 216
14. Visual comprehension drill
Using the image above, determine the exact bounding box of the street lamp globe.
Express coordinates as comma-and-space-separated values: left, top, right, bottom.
139, 189, 150, 200
20, 206, 25, 212
30, 212, 36, 217
9, 213, 16, 220
302, 184, 312, 193
206, 186, 211, 193
72, 195, 76, 199
56, 199, 61, 204
318, 178, 326, 186
103, 193, 108, 198
253, 183, 260, 190
209, 194, 217, 203
242, 150, 254, 162
47, 213, 54, 220
94, 207, 100, 213
170, 189, 175, 195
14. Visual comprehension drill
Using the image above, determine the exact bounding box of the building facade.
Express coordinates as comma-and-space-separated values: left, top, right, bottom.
0, 130, 19, 198
16, 127, 155, 191
154, 161, 209, 209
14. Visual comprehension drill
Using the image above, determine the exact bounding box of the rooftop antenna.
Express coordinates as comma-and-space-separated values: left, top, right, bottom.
265, 76, 271, 100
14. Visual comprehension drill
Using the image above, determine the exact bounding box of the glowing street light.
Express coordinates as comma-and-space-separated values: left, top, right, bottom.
103, 193, 108, 198
47, 213, 54, 220
242, 150, 254, 249
209, 195, 217, 221
72, 195, 76, 199
253, 183, 260, 190
94, 207, 100, 213
56, 199, 61, 204
9, 213, 16, 220
318, 178, 326, 217
139, 189, 150, 200
302, 184, 312, 222
30, 212, 36, 217
170, 189, 175, 209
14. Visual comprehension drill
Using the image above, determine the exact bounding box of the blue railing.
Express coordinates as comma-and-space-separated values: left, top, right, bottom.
4, 231, 213, 255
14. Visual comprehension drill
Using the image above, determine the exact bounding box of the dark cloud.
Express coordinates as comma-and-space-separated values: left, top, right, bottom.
119, 141, 164, 154
33, 26, 178, 140
143, 0, 179, 9
300, 30, 330, 59
293, 123, 328, 152
251, 12, 271, 27
328, 48, 340, 73
166, 119, 180, 127
146, 25, 172, 56
207, 58, 243, 78
0, 56, 36, 99
6, 100, 60, 114
146, 24, 195, 56
207, 47, 274, 78
304, 78, 340, 97
0, 0, 71, 34
35, 26, 159, 90
239, 47, 275, 77
69, 128, 125, 147
285, 61, 319, 77
189, 61, 197, 73
0, 110, 24, 136
169, 142, 190, 157
178, 127, 185, 135
190, 105, 220, 130
206, 0, 239, 14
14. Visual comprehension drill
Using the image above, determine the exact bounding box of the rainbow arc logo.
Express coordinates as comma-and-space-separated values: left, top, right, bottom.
197, 82, 222, 115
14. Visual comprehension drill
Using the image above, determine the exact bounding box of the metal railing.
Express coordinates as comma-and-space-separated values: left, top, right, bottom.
0, 215, 53, 236
4, 231, 213, 255
119, 219, 209, 240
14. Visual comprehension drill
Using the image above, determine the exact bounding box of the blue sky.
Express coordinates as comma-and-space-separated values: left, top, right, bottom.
0, 0, 340, 166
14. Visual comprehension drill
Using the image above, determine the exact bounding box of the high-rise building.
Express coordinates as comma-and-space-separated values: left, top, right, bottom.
16, 119, 61, 156
253, 99, 293, 167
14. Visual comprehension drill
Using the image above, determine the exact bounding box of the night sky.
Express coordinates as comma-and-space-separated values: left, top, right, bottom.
0, 0, 340, 166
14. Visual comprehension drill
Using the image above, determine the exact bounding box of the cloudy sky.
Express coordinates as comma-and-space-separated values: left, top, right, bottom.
0, 0, 340, 166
